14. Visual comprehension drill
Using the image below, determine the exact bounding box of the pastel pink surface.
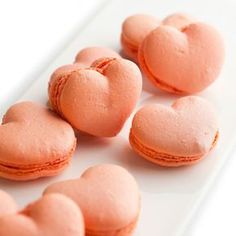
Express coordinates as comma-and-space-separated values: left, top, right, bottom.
44, 164, 140, 236
0, 190, 17, 216
0, 194, 84, 236
74, 46, 121, 67
0, 101, 76, 180
121, 14, 160, 60
49, 58, 142, 137
139, 22, 225, 93
130, 96, 218, 166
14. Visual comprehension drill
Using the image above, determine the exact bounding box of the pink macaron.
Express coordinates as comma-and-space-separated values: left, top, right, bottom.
48, 57, 142, 137
0, 101, 76, 181
0, 193, 84, 236
44, 164, 141, 236
129, 96, 219, 166
138, 21, 225, 94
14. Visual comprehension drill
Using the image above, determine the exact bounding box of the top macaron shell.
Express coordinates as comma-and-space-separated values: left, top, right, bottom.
138, 22, 225, 94
74, 46, 121, 67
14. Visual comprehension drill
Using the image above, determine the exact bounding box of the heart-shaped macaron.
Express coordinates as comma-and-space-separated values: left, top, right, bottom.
48, 57, 142, 137
0, 193, 84, 236
0, 190, 17, 217
74, 46, 121, 67
0, 101, 76, 181
139, 22, 225, 94
121, 13, 194, 61
44, 164, 141, 236
129, 96, 218, 167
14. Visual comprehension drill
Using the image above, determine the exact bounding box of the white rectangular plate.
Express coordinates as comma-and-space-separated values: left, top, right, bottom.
1, 0, 236, 235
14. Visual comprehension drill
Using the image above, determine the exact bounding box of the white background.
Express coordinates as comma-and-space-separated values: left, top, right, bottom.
0, 0, 236, 235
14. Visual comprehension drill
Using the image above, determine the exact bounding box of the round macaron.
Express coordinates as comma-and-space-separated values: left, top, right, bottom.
0, 101, 76, 181
44, 164, 141, 236
129, 96, 219, 167
138, 21, 225, 94
48, 57, 142, 137
74, 46, 121, 67
0, 194, 84, 236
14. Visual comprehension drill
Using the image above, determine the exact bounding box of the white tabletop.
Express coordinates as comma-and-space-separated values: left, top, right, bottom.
0, 1, 236, 235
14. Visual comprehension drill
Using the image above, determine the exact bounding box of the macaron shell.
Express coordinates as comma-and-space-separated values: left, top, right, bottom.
44, 164, 140, 236
0, 194, 84, 236
52, 58, 142, 137
121, 14, 160, 60
0, 190, 18, 216
129, 96, 218, 166
139, 23, 225, 93
74, 46, 121, 66
0, 101, 76, 180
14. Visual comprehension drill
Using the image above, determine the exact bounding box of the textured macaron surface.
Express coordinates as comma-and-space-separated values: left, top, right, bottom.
74, 46, 121, 66
0, 101, 76, 180
44, 164, 140, 235
49, 58, 142, 137
139, 22, 225, 93
0, 194, 84, 236
130, 96, 218, 165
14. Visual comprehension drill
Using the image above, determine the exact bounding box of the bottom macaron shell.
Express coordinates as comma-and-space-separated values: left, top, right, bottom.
44, 164, 141, 236
129, 96, 219, 167
129, 130, 218, 167
86, 218, 138, 236
0, 141, 76, 181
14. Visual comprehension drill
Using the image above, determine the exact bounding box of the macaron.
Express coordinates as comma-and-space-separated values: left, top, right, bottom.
138, 22, 225, 94
120, 13, 194, 62
48, 57, 142, 137
0, 101, 76, 181
44, 164, 141, 236
129, 96, 219, 167
0, 190, 17, 217
74, 46, 121, 67
0, 194, 84, 236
